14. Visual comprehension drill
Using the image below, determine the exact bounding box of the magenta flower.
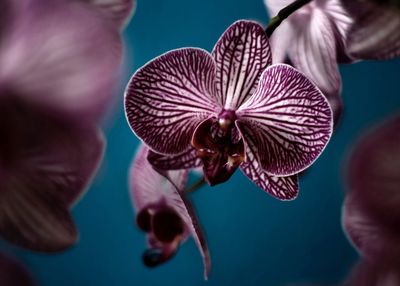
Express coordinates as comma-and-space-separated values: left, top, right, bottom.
342, 115, 400, 261
0, 0, 134, 251
130, 145, 210, 278
342, 0, 400, 60
125, 20, 333, 200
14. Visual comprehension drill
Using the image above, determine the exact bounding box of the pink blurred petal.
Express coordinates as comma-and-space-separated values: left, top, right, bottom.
347, 115, 400, 228
343, 1, 400, 60
82, 0, 135, 29
212, 20, 272, 110
0, 0, 122, 124
268, 22, 294, 64
237, 64, 333, 176
0, 100, 104, 252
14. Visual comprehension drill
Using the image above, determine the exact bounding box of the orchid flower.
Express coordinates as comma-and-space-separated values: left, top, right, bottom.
129, 145, 210, 278
341, 0, 400, 60
0, 99, 105, 252
342, 115, 400, 261
0, 0, 134, 125
265, 0, 352, 123
0, 252, 35, 286
125, 20, 333, 200
0, 0, 134, 251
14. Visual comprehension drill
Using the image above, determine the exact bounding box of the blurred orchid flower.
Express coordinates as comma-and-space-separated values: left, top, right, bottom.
341, 0, 400, 60
0, 252, 35, 286
0, 99, 104, 252
265, 0, 352, 123
129, 145, 210, 279
0, 0, 134, 251
125, 20, 333, 200
342, 115, 400, 261
0, 0, 134, 125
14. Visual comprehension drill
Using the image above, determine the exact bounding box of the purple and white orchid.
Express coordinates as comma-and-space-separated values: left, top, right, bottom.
341, 0, 400, 60
265, 0, 352, 123
125, 20, 333, 200
130, 145, 210, 278
0, 0, 134, 251
265, 0, 400, 123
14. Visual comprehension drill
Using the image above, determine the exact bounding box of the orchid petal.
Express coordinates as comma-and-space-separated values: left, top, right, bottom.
344, 1, 400, 60
268, 22, 294, 64
342, 194, 400, 260
288, 7, 342, 122
0, 253, 35, 286
83, 0, 135, 29
0, 0, 122, 124
125, 48, 219, 155
212, 20, 272, 110
130, 146, 210, 278
147, 148, 202, 171
323, 0, 352, 45
264, 0, 294, 15
238, 131, 299, 200
347, 115, 400, 228
237, 64, 333, 176
0, 102, 104, 252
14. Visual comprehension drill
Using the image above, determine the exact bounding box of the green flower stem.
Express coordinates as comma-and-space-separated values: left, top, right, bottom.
265, 0, 312, 37
185, 177, 206, 193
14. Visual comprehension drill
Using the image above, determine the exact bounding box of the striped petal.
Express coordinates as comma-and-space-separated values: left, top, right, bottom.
238, 131, 299, 200
212, 20, 272, 110
237, 64, 333, 176
83, 0, 135, 29
125, 48, 219, 155
147, 148, 202, 171
343, 1, 400, 60
288, 7, 342, 123
0, 102, 104, 252
129, 146, 210, 279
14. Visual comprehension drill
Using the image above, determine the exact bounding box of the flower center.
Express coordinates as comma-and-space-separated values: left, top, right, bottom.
137, 205, 184, 267
192, 109, 245, 186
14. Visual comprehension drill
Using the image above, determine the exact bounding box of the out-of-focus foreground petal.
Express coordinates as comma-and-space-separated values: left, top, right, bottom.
82, 0, 136, 29
0, 100, 104, 252
237, 64, 333, 177
0, 252, 35, 286
347, 115, 400, 229
125, 48, 219, 155
0, 0, 122, 125
129, 145, 210, 279
342, 0, 400, 60
212, 20, 272, 110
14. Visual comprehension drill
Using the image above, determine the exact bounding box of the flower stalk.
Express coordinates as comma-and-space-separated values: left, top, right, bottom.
265, 0, 312, 37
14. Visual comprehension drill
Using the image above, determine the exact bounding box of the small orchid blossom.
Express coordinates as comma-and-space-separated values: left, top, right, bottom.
341, 0, 400, 60
0, 252, 35, 286
0, 0, 134, 251
125, 20, 333, 200
342, 115, 400, 261
130, 145, 210, 278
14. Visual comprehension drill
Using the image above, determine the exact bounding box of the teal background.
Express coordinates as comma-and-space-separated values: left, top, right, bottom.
2, 0, 400, 285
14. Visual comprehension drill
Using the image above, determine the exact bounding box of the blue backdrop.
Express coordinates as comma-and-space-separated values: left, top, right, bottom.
3, 0, 400, 285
